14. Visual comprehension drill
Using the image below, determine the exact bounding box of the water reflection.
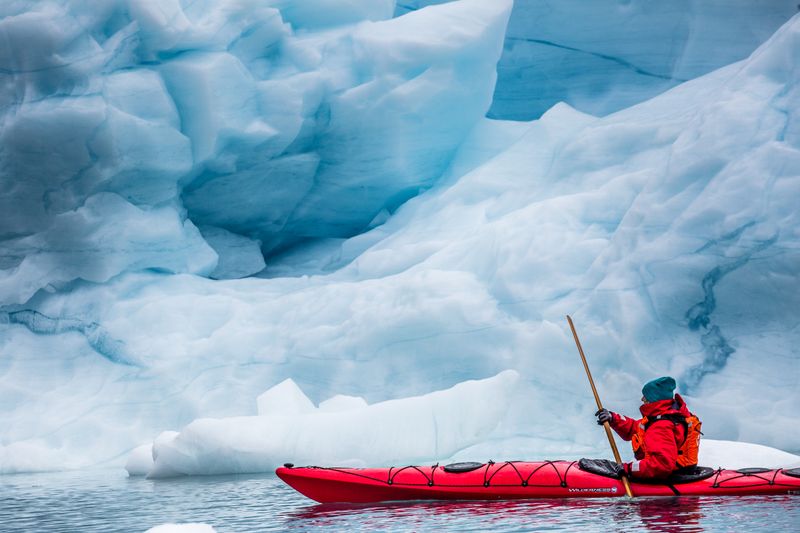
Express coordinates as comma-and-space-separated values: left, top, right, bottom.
629, 498, 702, 532
1, 471, 797, 533
284, 495, 790, 532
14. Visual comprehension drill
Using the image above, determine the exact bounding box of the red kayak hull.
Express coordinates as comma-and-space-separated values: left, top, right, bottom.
276, 461, 800, 503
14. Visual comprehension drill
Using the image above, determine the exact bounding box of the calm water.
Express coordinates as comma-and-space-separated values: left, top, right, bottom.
1, 470, 799, 532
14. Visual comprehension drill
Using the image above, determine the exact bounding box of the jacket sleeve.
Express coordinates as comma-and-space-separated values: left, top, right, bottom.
609, 413, 639, 441
629, 420, 679, 479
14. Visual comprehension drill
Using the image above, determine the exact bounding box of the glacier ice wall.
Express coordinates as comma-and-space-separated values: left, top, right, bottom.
0, 0, 511, 302
402, 0, 799, 119
1, 2, 799, 474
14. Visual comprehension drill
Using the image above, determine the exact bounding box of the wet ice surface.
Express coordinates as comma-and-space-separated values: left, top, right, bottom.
1, 470, 798, 533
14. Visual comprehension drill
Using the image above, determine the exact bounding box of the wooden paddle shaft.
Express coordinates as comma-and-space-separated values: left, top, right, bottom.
566, 315, 634, 498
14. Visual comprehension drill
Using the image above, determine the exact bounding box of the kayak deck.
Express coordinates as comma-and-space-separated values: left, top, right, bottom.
276, 460, 800, 503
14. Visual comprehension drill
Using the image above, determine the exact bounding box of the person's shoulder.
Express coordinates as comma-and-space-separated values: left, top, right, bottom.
672, 393, 693, 416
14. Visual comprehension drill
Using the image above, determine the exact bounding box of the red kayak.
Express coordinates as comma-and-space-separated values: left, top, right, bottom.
276, 459, 800, 503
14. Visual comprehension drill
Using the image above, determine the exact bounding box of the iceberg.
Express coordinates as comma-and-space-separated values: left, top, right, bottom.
698, 440, 800, 471
0, 1, 798, 476
133, 371, 519, 478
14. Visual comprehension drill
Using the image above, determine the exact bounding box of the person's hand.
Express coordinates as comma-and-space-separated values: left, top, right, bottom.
611, 462, 630, 478
595, 408, 613, 425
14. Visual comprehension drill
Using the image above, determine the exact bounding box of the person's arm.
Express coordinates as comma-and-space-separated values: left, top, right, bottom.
608, 412, 638, 441
628, 420, 679, 478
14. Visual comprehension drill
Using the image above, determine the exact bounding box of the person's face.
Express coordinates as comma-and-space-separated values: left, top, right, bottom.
641, 395, 649, 404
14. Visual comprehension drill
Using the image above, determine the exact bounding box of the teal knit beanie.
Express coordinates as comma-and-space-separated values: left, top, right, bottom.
642, 376, 677, 402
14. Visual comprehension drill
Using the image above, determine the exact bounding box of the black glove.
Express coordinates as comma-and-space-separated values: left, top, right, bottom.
611, 462, 627, 478
595, 408, 613, 426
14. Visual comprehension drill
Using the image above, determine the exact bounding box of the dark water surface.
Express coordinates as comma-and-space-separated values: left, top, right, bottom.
1, 469, 798, 532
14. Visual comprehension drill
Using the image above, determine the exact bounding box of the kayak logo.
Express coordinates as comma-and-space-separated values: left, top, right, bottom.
568, 487, 617, 493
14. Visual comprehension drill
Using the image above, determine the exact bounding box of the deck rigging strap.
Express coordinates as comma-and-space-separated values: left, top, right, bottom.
321, 461, 580, 489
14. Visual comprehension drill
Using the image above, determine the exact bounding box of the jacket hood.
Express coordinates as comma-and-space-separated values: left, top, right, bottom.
639, 393, 690, 418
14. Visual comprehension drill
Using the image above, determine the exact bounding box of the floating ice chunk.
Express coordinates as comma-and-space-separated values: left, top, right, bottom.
125, 434, 181, 477
319, 395, 369, 413
146, 370, 520, 477
447, 437, 800, 470
0, 439, 71, 475
256, 378, 315, 416
153, 432, 180, 455
699, 440, 800, 470
125, 444, 154, 477
143, 431, 182, 479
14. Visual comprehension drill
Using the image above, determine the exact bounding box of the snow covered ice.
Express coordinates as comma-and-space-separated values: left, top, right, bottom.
1, 0, 799, 476
129, 371, 519, 477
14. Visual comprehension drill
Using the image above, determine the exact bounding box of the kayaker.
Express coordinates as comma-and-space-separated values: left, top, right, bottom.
595, 376, 702, 479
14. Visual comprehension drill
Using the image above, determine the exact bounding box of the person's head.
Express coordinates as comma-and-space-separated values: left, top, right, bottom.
641, 376, 676, 404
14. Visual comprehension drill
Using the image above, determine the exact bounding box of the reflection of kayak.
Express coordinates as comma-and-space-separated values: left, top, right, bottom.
276, 459, 800, 503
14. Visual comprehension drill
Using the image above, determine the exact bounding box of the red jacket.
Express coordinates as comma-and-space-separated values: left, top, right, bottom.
609, 394, 690, 479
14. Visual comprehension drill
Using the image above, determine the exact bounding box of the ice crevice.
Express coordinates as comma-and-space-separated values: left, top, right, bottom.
682, 228, 779, 392
505, 37, 687, 84
0, 309, 138, 367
